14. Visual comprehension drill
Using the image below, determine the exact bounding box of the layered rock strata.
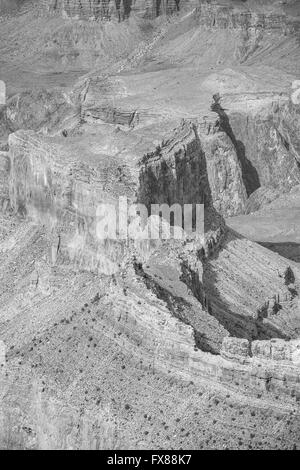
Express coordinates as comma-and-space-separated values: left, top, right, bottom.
52, 0, 183, 20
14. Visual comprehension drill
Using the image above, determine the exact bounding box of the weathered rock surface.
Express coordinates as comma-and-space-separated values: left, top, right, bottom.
0, 89, 79, 141
0, 0, 300, 451
223, 100, 300, 208
221, 337, 251, 363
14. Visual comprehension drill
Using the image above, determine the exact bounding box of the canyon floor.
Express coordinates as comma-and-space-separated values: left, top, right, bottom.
0, 0, 300, 450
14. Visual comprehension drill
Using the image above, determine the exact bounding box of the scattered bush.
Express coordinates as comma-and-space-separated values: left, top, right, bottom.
284, 266, 295, 286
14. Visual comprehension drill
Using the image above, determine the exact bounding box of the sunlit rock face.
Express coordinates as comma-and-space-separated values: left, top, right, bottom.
8, 129, 136, 274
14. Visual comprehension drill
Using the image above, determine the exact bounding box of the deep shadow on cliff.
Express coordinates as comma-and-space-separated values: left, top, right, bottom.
211, 101, 260, 197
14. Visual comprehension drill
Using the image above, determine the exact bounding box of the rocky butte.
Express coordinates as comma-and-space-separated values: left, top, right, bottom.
0, 0, 299, 450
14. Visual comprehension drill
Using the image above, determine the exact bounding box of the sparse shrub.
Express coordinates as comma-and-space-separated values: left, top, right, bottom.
288, 286, 298, 299
272, 301, 282, 315
256, 301, 269, 320
91, 293, 100, 304
284, 266, 295, 286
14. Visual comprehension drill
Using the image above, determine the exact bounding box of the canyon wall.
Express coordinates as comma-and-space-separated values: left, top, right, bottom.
138, 117, 248, 219
1, 0, 300, 450
194, 1, 299, 34
138, 122, 210, 212
4, 91, 300, 219
220, 336, 300, 400
139, 116, 247, 218
8, 129, 138, 274
49, 0, 300, 35
225, 100, 300, 212
9, 119, 232, 252
51, 0, 183, 20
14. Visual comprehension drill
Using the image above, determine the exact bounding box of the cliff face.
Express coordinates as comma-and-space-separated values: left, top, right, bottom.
8, 119, 228, 270
7, 114, 246, 268
138, 122, 210, 211
202, 122, 248, 217
195, 1, 299, 33
3, 89, 300, 219
52, 0, 182, 20
8, 129, 138, 275
50, 0, 300, 40
224, 100, 300, 212
137, 118, 248, 219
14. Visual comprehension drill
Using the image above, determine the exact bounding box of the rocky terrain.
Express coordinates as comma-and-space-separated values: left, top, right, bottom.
0, 0, 300, 450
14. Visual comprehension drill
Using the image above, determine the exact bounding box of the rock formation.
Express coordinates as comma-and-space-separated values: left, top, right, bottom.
0, 0, 300, 450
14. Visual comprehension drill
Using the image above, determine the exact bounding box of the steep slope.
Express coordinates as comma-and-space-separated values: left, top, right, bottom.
0, 215, 300, 449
